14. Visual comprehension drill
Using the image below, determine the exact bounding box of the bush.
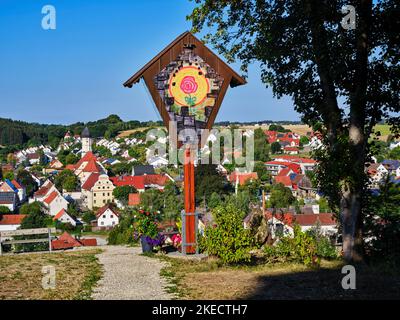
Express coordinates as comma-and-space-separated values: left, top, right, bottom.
199, 204, 254, 264
306, 224, 338, 260
107, 211, 137, 245
264, 225, 319, 266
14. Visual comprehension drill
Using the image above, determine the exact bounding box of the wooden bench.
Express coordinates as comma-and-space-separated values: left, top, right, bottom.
0, 227, 56, 255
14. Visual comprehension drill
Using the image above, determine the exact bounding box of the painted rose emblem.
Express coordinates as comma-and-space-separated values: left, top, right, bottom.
180, 76, 198, 94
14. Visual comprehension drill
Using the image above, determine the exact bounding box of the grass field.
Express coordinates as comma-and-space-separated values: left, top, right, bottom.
159, 255, 400, 300
0, 249, 102, 300
117, 126, 162, 138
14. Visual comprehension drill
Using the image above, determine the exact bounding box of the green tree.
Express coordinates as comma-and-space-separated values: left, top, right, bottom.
200, 204, 254, 264
270, 183, 295, 211
3, 171, 14, 181
300, 136, 310, 146
195, 165, 231, 205
0, 206, 11, 214
16, 169, 37, 196
253, 161, 271, 183
188, 0, 400, 262
19, 202, 43, 215
270, 142, 282, 154
254, 128, 270, 162
208, 192, 222, 209
82, 211, 96, 224
65, 153, 79, 165
113, 185, 137, 205
388, 147, 400, 160
54, 170, 78, 192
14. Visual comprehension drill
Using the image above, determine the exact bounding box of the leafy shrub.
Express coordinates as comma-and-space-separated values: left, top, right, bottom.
107, 211, 137, 245
264, 225, 319, 266
199, 204, 254, 264
306, 223, 338, 260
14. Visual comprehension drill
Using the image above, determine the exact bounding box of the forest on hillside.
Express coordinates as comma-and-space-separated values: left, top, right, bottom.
0, 115, 162, 148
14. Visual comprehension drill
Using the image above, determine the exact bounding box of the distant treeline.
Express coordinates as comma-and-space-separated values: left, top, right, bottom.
215, 120, 302, 126
0, 115, 162, 147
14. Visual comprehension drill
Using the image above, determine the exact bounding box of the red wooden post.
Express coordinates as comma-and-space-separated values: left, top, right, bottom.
184, 147, 196, 254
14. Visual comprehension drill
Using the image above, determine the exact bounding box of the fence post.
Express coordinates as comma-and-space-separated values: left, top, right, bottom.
48, 228, 52, 253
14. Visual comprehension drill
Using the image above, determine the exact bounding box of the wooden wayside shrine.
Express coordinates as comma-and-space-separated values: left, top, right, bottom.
124, 31, 246, 254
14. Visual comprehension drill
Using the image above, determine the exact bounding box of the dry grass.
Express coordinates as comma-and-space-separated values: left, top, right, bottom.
159, 256, 400, 300
117, 127, 162, 138
0, 249, 103, 300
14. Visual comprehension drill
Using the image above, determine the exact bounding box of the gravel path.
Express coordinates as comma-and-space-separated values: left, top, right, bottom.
91, 246, 174, 300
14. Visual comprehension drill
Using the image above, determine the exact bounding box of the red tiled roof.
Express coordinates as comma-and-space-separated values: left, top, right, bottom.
83, 159, 101, 173
53, 209, 67, 220
264, 211, 336, 227
66, 164, 76, 171
273, 155, 317, 164
143, 174, 170, 186
274, 176, 292, 187
96, 204, 119, 218
284, 146, 299, 151
0, 214, 27, 225
58, 232, 82, 246
228, 172, 258, 185
75, 151, 97, 167
81, 173, 100, 191
44, 191, 59, 205
80, 239, 97, 246
51, 232, 97, 250
277, 167, 291, 177
11, 180, 23, 189
294, 214, 336, 226
128, 193, 141, 206
110, 176, 145, 190
34, 181, 53, 197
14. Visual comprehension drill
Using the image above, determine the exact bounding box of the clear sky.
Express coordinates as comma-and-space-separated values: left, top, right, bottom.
0, 0, 300, 124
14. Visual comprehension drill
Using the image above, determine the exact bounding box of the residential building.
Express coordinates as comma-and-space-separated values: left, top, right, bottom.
53, 209, 77, 226
132, 165, 155, 176
95, 204, 119, 229
0, 192, 17, 212
43, 191, 69, 216
0, 214, 26, 232
82, 173, 115, 210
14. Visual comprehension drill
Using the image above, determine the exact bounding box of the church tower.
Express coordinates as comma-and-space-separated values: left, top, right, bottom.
81, 126, 92, 158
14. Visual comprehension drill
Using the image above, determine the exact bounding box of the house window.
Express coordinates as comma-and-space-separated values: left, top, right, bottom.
103, 215, 106, 218
94, 193, 96, 197
103, 200, 106, 204
94, 200, 96, 204
103, 193, 105, 196
101, 221, 104, 226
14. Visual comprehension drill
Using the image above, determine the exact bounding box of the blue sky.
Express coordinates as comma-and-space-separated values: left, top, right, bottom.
0, 0, 299, 124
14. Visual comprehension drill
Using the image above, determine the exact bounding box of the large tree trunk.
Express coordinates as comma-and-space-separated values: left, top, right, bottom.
342, 0, 372, 263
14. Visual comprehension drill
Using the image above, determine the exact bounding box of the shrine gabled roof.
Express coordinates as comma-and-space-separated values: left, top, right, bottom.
123, 31, 246, 88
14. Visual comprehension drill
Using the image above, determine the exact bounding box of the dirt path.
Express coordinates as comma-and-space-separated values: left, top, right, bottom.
91, 246, 174, 300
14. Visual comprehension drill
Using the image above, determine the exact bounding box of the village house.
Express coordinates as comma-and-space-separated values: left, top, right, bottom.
110, 173, 174, 192
0, 214, 26, 232
264, 210, 338, 238
82, 173, 115, 210
43, 190, 69, 216
10, 180, 26, 202
94, 204, 119, 229
128, 193, 141, 206
227, 171, 258, 186
0, 192, 18, 212
283, 146, 300, 155
32, 179, 57, 202
53, 209, 77, 226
